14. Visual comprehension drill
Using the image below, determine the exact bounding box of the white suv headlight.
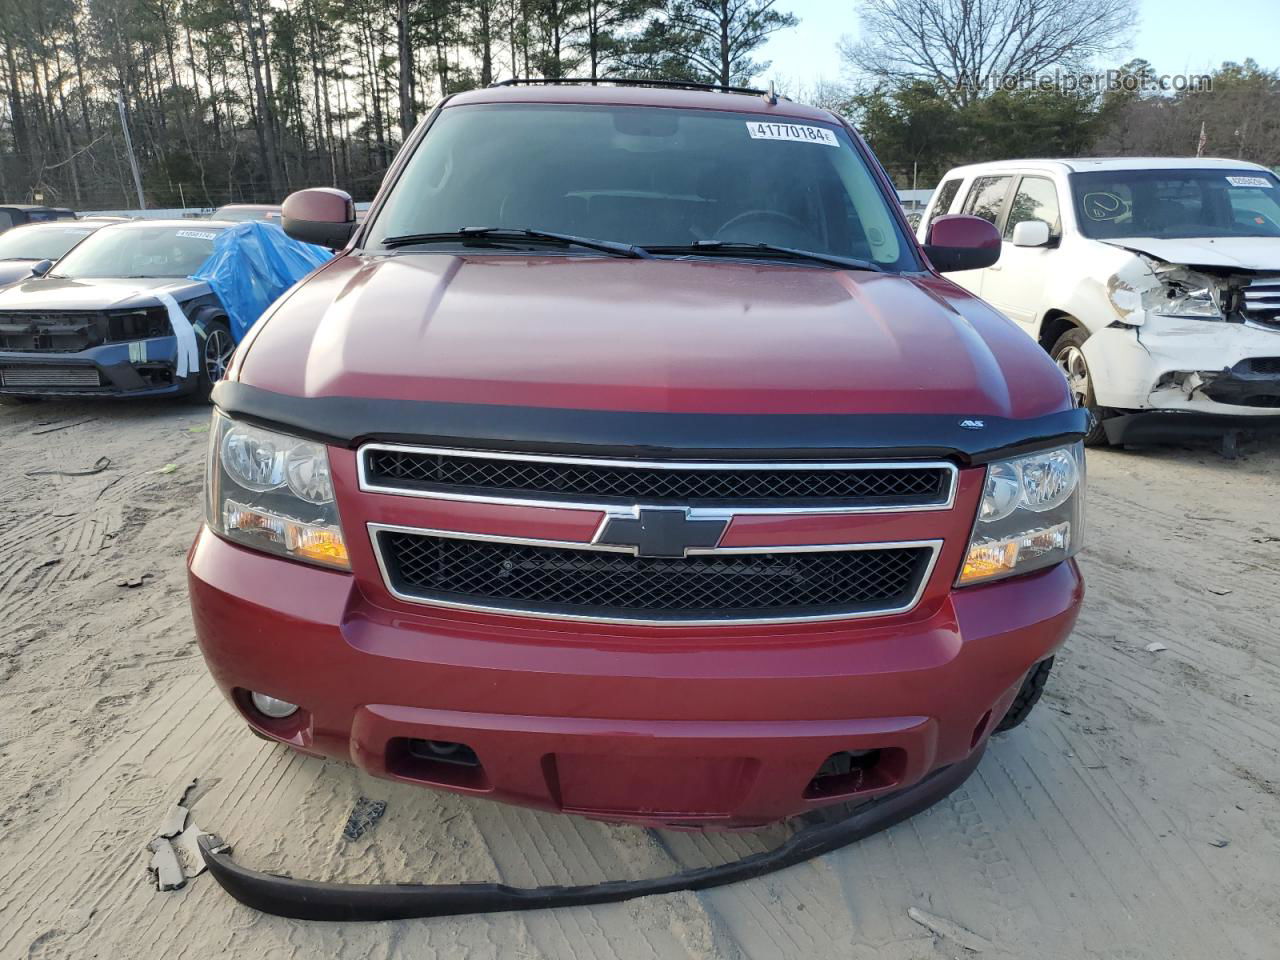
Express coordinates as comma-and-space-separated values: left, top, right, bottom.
1143, 274, 1222, 319
206, 412, 349, 569
957, 442, 1084, 586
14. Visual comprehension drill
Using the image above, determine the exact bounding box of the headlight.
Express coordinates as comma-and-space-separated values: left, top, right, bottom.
206, 412, 349, 569
957, 442, 1084, 586
1145, 281, 1221, 319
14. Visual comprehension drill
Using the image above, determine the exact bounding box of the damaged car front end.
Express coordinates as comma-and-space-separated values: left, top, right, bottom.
1057, 162, 1280, 445
1084, 248, 1280, 444
0, 221, 234, 401
0, 291, 227, 397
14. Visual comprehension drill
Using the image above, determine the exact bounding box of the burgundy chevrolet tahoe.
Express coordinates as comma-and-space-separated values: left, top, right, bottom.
188, 84, 1086, 848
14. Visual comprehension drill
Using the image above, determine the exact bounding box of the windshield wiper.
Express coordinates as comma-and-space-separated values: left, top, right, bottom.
648, 241, 883, 272
381, 227, 652, 259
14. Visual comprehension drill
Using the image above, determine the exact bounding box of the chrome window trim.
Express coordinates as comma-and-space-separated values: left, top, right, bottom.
356, 443, 959, 515
367, 521, 943, 626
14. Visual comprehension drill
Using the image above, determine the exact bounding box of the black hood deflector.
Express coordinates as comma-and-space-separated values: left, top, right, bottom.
213, 382, 1088, 466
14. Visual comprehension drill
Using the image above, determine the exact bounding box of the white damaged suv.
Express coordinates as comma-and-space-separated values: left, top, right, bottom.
918, 158, 1280, 445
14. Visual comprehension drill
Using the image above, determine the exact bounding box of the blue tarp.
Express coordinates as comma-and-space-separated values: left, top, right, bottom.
191, 221, 332, 342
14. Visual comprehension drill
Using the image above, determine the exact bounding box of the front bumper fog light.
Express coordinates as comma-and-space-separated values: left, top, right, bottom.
250, 691, 299, 719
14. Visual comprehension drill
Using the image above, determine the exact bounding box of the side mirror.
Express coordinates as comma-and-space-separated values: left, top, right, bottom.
30, 259, 52, 277
281, 188, 356, 249
923, 214, 1001, 272
1011, 219, 1051, 248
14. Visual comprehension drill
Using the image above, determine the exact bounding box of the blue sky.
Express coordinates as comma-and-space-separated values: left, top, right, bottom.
759, 0, 1280, 88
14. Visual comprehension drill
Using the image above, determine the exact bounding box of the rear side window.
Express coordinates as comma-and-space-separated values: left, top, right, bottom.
0, 211, 13, 230
963, 176, 1012, 226
927, 179, 962, 228
1005, 177, 1061, 237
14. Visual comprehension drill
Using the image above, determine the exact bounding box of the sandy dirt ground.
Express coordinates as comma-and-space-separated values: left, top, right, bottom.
0, 396, 1278, 960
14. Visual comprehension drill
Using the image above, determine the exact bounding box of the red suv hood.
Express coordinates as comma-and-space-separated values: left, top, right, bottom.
237, 254, 1069, 418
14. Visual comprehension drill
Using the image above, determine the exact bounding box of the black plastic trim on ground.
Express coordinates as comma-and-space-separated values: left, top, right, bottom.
1102, 410, 1280, 445
198, 746, 983, 922
212, 381, 1088, 466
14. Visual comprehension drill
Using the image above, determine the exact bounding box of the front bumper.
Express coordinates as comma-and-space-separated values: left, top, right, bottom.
1082, 320, 1280, 417
188, 527, 1082, 829
0, 336, 194, 397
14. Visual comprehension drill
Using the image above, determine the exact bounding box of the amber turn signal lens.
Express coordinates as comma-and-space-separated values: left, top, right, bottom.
957, 522, 1070, 585
224, 500, 350, 570
959, 540, 1020, 582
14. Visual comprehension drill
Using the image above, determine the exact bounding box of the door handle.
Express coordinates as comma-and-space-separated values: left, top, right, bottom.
987, 265, 1002, 271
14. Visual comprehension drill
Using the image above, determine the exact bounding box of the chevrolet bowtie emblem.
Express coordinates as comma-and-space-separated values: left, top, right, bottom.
596, 507, 728, 558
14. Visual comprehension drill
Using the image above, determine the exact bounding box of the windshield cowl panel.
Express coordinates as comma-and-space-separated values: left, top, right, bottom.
365, 104, 919, 273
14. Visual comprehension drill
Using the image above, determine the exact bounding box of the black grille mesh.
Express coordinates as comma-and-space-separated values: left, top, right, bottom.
1245, 357, 1280, 375
381, 532, 929, 620
365, 450, 949, 506
0, 307, 170, 353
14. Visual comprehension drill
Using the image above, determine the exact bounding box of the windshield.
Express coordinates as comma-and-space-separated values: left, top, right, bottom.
368, 104, 916, 270
51, 224, 223, 278
0, 223, 99, 261
1071, 169, 1280, 240
214, 206, 280, 222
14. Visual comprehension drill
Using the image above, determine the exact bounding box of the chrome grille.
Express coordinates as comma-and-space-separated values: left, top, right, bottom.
1243, 279, 1280, 326
0, 365, 102, 388
373, 527, 938, 625
360, 445, 955, 511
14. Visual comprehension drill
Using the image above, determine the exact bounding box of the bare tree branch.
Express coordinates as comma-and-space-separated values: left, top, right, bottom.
839, 0, 1135, 105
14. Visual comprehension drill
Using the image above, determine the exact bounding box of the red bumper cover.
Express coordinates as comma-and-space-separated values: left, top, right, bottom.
188, 527, 1081, 828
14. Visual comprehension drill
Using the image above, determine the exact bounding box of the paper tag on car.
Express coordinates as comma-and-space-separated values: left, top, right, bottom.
746, 122, 838, 147
1226, 175, 1271, 188
176, 230, 218, 241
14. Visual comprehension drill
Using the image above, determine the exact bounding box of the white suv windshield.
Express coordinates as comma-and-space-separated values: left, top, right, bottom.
1071, 169, 1280, 240
0, 223, 98, 261
368, 104, 916, 270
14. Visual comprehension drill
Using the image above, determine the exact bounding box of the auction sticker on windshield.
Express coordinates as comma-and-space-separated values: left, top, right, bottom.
746, 122, 839, 147
1226, 176, 1272, 188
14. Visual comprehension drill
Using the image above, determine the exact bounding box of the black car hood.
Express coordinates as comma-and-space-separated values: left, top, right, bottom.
0, 276, 209, 310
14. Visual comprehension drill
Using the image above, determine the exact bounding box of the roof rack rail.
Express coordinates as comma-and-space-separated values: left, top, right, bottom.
489, 77, 784, 100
